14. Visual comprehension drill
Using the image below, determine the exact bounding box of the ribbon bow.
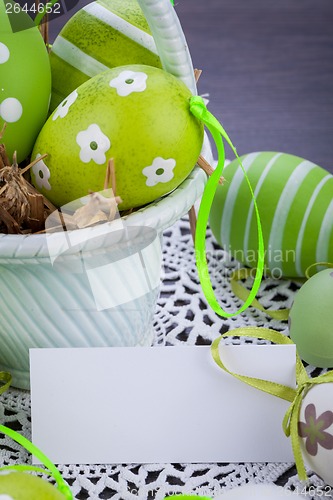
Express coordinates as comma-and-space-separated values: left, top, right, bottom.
211, 327, 333, 481
282, 367, 333, 480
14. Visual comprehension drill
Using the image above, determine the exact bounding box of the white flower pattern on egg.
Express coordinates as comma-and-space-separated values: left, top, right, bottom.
53, 90, 78, 121
0, 97, 23, 123
76, 124, 111, 165
32, 154, 51, 190
109, 70, 147, 97
142, 157, 176, 187
0, 42, 10, 64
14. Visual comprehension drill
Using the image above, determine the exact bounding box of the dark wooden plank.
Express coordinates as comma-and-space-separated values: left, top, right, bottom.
176, 0, 333, 173
49, 0, 333, 173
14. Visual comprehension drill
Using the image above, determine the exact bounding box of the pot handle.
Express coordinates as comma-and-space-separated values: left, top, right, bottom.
137, 0, 197, 95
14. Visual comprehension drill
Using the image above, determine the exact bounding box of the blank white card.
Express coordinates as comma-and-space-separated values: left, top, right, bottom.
30, 344, 296, 464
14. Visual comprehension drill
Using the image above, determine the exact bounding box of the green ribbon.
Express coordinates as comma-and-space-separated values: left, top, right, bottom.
0, 371, 12, 395
0, 424, 73, 499
211, 327, 333, 482
305, 262, 333, 279
0, 371, 72, 496
34, 0, 60, 26
189, 96, 265, 318
230, 268, 290, 320
0, 375, 72, 499
230, 262, 333, 320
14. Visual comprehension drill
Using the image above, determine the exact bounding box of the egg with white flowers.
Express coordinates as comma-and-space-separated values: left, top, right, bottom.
31, 64, 204, 210
0, 1, 51, 163
209, 152, 333, 278
297, 382, 333, 487
0, 470, 66, 499
49, 0, 162, 111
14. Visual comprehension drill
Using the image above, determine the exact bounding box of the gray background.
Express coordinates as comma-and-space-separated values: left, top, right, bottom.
49, 0, 333, 174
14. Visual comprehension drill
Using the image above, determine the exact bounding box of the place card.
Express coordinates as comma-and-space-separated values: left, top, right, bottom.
30, 343, 296, 464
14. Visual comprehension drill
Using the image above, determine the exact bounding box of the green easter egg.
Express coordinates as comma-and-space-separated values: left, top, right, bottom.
0, 1, 51, 163
165, 496, 211, 500
209, 152, 333, 278
0, 471, 65, 499
49, 0, 162, 111
31, 64, 203, 210
298, 383, 333, 487
289, 268, 333, 368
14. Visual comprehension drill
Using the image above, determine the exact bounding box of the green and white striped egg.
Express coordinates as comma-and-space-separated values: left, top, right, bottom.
209, 152, 333, 278
49, 0, 161, 111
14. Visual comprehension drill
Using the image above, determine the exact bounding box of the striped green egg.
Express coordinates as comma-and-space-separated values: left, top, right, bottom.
49, 0, 162, 111
209, 152, 333, 278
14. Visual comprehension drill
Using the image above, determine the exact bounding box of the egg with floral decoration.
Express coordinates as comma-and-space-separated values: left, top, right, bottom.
289, 268, 333, 368
0, 1, 51, 163
31, 64, 203, 210
49, 0, 162, 111
0, 470, 66, 499
297, 382, 333, 487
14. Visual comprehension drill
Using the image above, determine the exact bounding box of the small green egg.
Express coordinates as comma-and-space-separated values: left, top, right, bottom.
0, 471, 66, 499
289, 268, 333, 367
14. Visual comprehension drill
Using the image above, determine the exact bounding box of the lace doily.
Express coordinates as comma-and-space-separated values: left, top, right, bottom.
0, 216, 332, 500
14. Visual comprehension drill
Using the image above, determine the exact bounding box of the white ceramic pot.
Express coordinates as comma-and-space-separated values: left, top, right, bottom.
0, 166, 207, 389
0, 0, 211, 389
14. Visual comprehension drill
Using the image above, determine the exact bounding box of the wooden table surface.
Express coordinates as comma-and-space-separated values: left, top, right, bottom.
49, 0, 333, 174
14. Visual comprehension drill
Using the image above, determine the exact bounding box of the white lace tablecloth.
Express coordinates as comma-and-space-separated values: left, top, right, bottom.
0, 216, 332, 499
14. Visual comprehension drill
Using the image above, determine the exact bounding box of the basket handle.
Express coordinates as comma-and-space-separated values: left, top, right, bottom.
137, 0, 197, 95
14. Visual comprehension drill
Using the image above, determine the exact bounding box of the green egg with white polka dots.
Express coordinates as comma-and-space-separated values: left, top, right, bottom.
31, 64, 204, 210
0, 1, 51, 163
0, 471, 66, 499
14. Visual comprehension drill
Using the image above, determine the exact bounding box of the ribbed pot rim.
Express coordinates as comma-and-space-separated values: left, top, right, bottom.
0, 166, 206, 261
